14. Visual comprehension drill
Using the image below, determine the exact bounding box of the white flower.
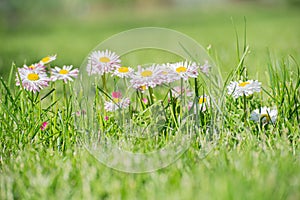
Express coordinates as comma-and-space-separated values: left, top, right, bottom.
86, 50, 121, 76
130, 64, 163, 90
112, 66, 134, 78
40, 55, 57, 65
136, 85, 148, 93
227, 80, 261, 99
51, 65, 79, 83
169, 61, 199, 80
171, 86, 194, 98
199, 60, 210, 76
250, 106, 277, 124
23, 63, 46, 73
16, 67, 49, 93
189, 95, 210, 113
158, 63, 178, 84
104, 91, 130, 112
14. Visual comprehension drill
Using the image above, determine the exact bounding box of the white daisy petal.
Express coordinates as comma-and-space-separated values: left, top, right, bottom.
189, 95, 210, 113
227, 80, 261, 99
112, 66, 134, 78
156, 63, 177, 84
130, 64, 163, 90
250, 106, 278, 124
169, 61, 199, 80
40, 55, 57, 65
23, 63, 46, 73
51, 65, 79, 83
104, 92, 130, 112
16, 67, 50, 93
171, 86, 194, 98
199, 60, 210, 76
86, 50, 121, 76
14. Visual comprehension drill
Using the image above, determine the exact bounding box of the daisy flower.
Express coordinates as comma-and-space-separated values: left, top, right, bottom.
23, 63, 46, 73
86, 50, 121, 76
40, 55, 57, 65
112, 66, 134, 78
227, 80, 261, 99
137, 85, 148, 93
51, 65, 79, 83
199, 60, 210, 76
159, 63, 178, 84
171, 86, 194, 98
16, 67, 49, 93
130, 64, 163, 90
189, 95, 210, 113
169, 61, 199, 80
197, 95, 210, 112
250, 106, 277, 124
104, 91, 130, 112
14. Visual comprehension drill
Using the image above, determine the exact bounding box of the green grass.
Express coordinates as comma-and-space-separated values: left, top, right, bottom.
0, 5, 300, 77
1, 139, 300, 200
1, 4, 300, 200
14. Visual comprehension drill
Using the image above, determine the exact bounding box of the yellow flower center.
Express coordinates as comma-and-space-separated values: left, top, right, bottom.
41, 56, 50, 63
198, 97, 207, 104
118, 67, 129, 73
113, 98, 120, 103
59, 69, 69, 74
140, 85, 147, 91
99, 57, 110, 63
27, 73, 39, 81
28, 65, 35, 70
260, 114, 270, 122
141, 70, 153, 77
176, 66, 187, 73
238, 81, 250, 87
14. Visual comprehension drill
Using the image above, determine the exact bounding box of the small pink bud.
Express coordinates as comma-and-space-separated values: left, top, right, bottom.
76, 110, 86, 116
104, 116, 109, 121
142, 98, 148, 104
112, 91, 122, 99
40, 121, 48, 131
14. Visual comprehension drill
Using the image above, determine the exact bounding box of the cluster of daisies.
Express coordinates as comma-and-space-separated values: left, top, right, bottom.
87, 50, 210, 90
16, 55, 79, 93
86, 50, 210, 112
227, 80, 277, 124
86, 49, 277, 125
14, 50, 278, 128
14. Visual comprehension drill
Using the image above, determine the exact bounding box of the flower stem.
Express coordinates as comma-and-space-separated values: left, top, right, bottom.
194, 78, 200, 126
102, 73, 107, 92
243, 94, 247, 123
179, 78, 184, 123
31, 92, 34, 119
194, 78, 199, 98
63, 83, 68, 109
149, 87, 154, 105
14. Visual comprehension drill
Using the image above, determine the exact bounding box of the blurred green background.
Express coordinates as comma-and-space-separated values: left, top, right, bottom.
0, 0, 300, 78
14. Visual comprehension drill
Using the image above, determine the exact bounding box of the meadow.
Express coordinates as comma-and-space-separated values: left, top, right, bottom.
1, 4, 300, 200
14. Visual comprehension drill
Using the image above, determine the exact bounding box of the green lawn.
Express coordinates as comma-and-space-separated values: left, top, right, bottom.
1, 4, 300, 200
0, 5, 299, 76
